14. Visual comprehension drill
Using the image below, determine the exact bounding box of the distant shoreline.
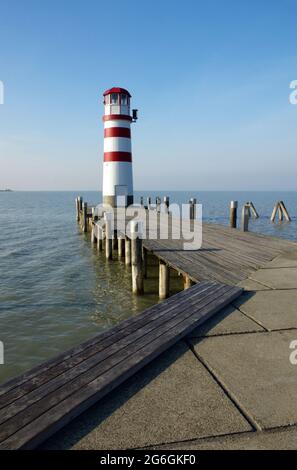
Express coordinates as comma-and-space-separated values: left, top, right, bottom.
0, 189, 13, 192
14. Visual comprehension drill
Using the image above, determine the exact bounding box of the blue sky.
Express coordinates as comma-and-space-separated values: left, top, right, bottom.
0, 0, 296, 190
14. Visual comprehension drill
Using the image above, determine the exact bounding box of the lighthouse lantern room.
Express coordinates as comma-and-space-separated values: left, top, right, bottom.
102, 87, 136, 207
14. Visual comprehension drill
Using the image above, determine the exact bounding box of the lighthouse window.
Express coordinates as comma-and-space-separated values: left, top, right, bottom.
111, 93, 119, 104
121, 94, 127, 105
104, 94, 110, 105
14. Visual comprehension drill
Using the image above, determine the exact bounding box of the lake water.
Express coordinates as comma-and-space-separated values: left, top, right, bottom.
0, 191, 296, 383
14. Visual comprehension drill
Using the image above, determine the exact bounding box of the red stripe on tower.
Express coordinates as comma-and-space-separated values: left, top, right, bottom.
104, 128, 131, 138
104, 152, 132, 162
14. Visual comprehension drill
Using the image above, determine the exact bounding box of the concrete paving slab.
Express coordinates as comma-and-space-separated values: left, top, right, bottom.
188, 304, 264, 338
237, 279, 270, 291
148, 426, 297, 450
192, 331, 297, 430
250, 267, 297, 289
234, 290, 297, 331
263, 253, 297, 269
41, 341, 251, 450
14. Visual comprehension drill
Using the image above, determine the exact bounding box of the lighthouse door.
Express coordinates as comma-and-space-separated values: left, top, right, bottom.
115, 185, 128, 207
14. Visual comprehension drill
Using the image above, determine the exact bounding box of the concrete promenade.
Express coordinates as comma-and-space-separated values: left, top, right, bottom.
41, 250, 297, 450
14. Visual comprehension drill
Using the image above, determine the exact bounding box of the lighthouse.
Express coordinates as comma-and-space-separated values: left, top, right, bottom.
102, 87, 137, 207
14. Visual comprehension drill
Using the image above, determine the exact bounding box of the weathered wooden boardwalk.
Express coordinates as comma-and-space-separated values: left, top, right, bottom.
143, 220, 297, 285
0, 281, 241, 449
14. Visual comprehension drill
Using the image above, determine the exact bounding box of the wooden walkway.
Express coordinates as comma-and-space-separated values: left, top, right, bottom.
0, 281, 241, 449
142, 218, 297, 285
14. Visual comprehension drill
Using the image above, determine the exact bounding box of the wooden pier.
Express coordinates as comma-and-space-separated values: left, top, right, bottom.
0, 197, 296, 449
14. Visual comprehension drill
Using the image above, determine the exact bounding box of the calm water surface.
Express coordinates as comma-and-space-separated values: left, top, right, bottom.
0, 191, 296, 383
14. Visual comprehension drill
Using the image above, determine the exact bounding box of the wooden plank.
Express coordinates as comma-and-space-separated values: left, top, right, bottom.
0, 283, 242, 449
0, 282, 214, 406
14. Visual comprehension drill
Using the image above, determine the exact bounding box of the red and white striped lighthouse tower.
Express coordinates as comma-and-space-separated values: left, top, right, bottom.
102, 87, 136, 207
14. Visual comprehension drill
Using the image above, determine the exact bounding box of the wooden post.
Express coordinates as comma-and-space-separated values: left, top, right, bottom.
97, 225, 103, 251
229, 200, 238, 228
271, 202, 279, 222
104, 213, 112, 260
112, 231, 118, 250
280, 201, 291, 222
156, 197, 161, 213
78, 196, 83, 211
82, 202, 88, 233
241, 204, 249, 232
131, 221, 144, 294
75, 198, 80, 221
278, 204, 283, 222
159, 259, 170, 299
118, 234, 125, 258
183, 274, 193, 290
140, 196, 144, 206
91, 227, 97, 244
125, 236, 131, 265
164, 196, 169, 214
189, 198, 197, 220
142, 246, 148, 279
147, 197, 151, 210
248, 201, 259, 219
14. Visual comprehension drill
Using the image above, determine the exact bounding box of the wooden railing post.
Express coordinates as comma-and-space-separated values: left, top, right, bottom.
230, 201, 238, 228
189, 198, 197, 220
131, 221, 144, 294
82, 202, 88, 233
125, 236, 131, 265
241, 204, 249, 232
159, 260, 170, 299
104, 212, 113, 260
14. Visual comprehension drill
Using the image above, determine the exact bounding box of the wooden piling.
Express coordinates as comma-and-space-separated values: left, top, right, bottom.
164, 196, 169, 214
189, 198, 197, 220
125, 237, 131, 265
97, 225, 103, 251
271, 201, 291, 223
241, 204, 249, 232
104, 213, 112, 260
156, 197, 161, 213
131, 221, 144, 294
82, 202, 88, 233
118, 234, 125, 258
248, 201, 259, 219
91, 227, 97, 244
140, 196, 144, 206
280, 201, 291, 222
183, 275, 193, 290
142, 246, 148, 279
229, 200, 238, 228
159, 260, 170, 299
147, 197, 151, 210
75, 198, 80, 222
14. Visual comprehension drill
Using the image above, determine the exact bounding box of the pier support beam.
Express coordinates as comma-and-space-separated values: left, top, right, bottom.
229, 200, 238, 228
189, 198, 197, 220
125, 237, 131, 266
104, 213, 113, 260
159, 260, 170, 299
183, 275, 193, 290
241, 204, 249, 232
131, 222, 144, 295
97, 226, 103, 251
82, 202, 88, 233
118, 234, 125, 258
142, 246, 148, 279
